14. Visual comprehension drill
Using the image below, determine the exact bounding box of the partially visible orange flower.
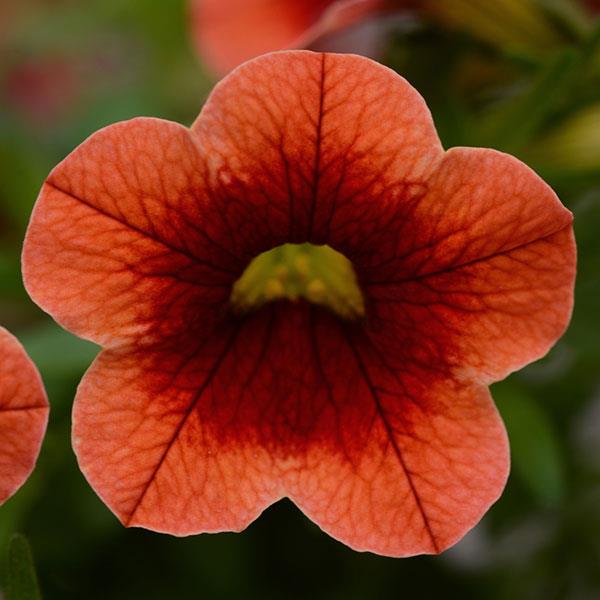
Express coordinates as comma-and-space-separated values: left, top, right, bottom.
190, 0, 398, 75
0, 328, 48, 505
191, 0, 592, 77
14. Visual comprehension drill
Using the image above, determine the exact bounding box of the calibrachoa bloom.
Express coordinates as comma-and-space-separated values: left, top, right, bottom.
192, 0, 593, 77
0, 328, 48, 505
191, 0, 394, 75
23, 52, 575, 557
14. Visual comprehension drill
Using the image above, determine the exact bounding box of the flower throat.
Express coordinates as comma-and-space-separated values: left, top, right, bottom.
230, 243, 365, 320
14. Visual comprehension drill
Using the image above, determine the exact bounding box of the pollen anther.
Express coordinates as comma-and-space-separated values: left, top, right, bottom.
230, 243, 365, 319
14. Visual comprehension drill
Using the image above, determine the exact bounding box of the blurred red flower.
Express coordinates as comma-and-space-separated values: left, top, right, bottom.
584, 0, 600, 12
190, 0, 402, 75
0, 328, 48, 505
3, 57, 78, 125
191, 0, 599, 77
23, 52, 575, 556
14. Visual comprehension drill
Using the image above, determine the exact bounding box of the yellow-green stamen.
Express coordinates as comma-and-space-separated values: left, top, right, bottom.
230, 244, 364, 320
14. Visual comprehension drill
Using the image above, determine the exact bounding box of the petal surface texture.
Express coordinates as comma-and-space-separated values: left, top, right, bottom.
191, 0, 385, 75
23, 52, 576, 557
0, 328, 49, 504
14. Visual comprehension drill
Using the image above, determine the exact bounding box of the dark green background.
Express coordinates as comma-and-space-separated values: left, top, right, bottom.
1, 1, 599, 598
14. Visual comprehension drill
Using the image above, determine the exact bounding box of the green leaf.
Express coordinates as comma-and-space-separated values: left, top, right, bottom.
494, 382, 565, 508
477, 48, 579, 152
5, 534, 42, 600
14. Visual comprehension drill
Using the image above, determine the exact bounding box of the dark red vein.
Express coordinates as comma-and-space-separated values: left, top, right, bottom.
45, 182, 238, 278
307, 53, 327, 241
125, 323, 243, 525
365, 225, 571, 288
341, 327, 440, 553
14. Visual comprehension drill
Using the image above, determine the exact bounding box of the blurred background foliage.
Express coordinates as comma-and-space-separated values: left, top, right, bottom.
0, 0, 599, 598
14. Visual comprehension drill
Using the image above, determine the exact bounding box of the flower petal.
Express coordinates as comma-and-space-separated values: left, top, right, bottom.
365, 148, 576, 382
287, 325, 508, 556
72, 309, 283, 535
73, 303, 507, 556
193, 51, 443, 253
23, 118, 237, 348
190, 0, 387, 75
0, 328, 48, 504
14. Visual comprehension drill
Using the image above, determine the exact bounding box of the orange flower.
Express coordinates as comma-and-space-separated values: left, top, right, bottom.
23, 52, 575, 556
0, 328, 48, 505
191, 0, 395, 75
